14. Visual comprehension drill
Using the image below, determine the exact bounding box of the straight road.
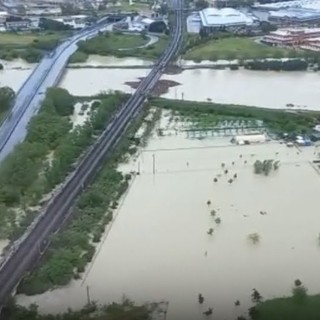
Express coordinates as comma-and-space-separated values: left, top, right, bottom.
0, 17, 113, 162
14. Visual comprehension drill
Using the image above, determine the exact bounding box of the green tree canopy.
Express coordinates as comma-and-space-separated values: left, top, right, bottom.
0, 86, 15, 113
47, 88, 75, 116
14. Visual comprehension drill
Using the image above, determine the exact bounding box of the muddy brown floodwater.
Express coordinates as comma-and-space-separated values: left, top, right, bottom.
3, 57, 320, 110
17, 112, 320, 320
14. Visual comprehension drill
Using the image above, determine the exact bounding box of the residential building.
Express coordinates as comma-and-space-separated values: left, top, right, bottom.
262, 27, 320, 45
5, 19, 31, 30
300, 37, 320, 50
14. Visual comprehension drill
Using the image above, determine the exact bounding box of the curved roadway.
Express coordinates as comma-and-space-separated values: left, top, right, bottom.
0, 17, 113, 162
0, 0, 183, 310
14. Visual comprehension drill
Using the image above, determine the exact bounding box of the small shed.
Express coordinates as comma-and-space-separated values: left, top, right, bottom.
234, 134, 266, 145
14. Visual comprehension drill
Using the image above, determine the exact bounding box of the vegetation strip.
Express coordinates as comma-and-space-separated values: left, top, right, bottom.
150, 98, 320, 134
183, 36, 296, 62
69, 32, 169, 63
0, 89, 127, 241
4, 299, 153, 320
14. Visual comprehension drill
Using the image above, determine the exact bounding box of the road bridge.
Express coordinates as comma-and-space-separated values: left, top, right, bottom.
0, 16, 116, 162
0, 0, 184, 314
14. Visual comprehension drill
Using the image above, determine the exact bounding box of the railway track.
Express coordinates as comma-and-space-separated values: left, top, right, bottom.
0, 0, 184, 312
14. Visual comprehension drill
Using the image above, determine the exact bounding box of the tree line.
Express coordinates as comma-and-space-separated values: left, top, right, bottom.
151, 97, 320, 135
244, 59, 308, 71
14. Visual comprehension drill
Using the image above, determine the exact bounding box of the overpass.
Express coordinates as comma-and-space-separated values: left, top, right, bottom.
0, 15, 119, 162
0, 0, 184, 313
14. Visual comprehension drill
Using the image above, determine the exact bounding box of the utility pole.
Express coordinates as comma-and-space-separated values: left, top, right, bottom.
86, 285, 91, 305
152, 154, 156, 174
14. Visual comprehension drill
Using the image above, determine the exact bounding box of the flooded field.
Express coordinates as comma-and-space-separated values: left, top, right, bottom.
3, 57, 320, 110
0, 59, 34, 92
17, 112, 320, 320
161, 69, 320, 110
60, 68, 320, 110
59, 67, 151, 96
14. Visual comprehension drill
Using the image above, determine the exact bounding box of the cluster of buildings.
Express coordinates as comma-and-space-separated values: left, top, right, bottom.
0, 12, 88, 31
254, 0, 320, 25
187, 0, 320, 34
261, 27, 320, 51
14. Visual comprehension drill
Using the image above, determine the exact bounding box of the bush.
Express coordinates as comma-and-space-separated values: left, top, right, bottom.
244, 59, 308, 71
292, 286, 308, 304
47, 87, 75, 116
20, 48, 43, 63
69, 51, 89, 63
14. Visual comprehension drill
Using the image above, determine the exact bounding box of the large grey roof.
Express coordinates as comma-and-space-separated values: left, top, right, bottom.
199, 8, 254, 27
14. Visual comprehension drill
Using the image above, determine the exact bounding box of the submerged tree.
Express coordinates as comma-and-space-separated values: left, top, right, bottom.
294, 279, 302, 287
210, 210, 216, 217
248, 233, 260, 244
215, 217, 221, 224
207, 228, 214, 235
254, 159, 279, 176
292, 284, 308, 304
251, 289, 263, 303
198, 293, 204, 304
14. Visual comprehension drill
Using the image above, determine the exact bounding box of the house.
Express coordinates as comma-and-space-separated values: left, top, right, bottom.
5, 19, 31, 31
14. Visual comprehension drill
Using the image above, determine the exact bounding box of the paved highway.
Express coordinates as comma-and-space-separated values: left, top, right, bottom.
0, 0, 183, 312
0, 17, 113, 162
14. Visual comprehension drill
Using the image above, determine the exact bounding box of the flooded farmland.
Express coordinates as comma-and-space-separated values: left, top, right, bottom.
17, 111, 320, 320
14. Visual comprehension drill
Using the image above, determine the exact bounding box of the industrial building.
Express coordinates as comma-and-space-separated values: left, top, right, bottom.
199, 8, 255, 31
269, 8, 320, 24
255, 0, 320, 11
255, 0, 320, 25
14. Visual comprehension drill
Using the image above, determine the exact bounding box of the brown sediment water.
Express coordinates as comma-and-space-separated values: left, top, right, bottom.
16, 114, 320, 320
3, 57, 320, 110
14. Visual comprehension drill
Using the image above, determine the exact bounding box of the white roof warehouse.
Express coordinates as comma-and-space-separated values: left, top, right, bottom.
199, 8, 254, 28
